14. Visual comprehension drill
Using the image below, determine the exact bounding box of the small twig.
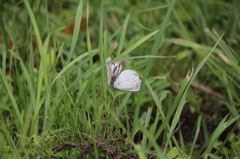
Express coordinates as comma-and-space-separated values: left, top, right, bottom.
172, 119, 185, 136
179, 79, 223, 98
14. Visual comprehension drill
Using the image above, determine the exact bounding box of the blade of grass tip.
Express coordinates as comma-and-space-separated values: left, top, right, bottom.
106, 41, 118, 57
109, 27, 122, 41
189, 116, 202, 157
131, 16, 153, 31
205, 28, 237, 63
116, 14, 130, 57
66, 0, 83, 63
120, 29, 159, 57
133, 0, 177, 139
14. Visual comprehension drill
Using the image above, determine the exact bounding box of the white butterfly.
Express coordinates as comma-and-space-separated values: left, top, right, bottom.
106, 57, 141, 92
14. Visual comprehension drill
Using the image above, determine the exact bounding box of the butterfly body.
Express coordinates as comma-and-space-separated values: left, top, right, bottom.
111, 74, 120, 85
106, 57, 141, 92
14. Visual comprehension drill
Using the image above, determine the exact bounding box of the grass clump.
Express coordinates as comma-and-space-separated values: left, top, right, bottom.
0, 0, 240, 158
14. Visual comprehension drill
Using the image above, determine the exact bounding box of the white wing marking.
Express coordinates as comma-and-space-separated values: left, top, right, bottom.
113, 70, 141, 92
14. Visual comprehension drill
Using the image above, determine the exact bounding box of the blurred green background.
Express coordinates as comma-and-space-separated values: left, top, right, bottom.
0, 0, 240, 158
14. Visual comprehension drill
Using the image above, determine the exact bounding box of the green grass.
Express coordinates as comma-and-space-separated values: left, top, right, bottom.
0, 0, 240, 158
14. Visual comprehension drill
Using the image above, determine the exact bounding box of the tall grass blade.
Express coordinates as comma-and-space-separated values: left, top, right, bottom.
133, 0, 177, 139
67, 0, 83, 63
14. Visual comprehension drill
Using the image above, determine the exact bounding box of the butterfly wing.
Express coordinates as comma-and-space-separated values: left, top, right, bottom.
111, 60, 125, 75
113, 70, 141, 92
106, 57, 113, 85
106, 57, 125, 85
